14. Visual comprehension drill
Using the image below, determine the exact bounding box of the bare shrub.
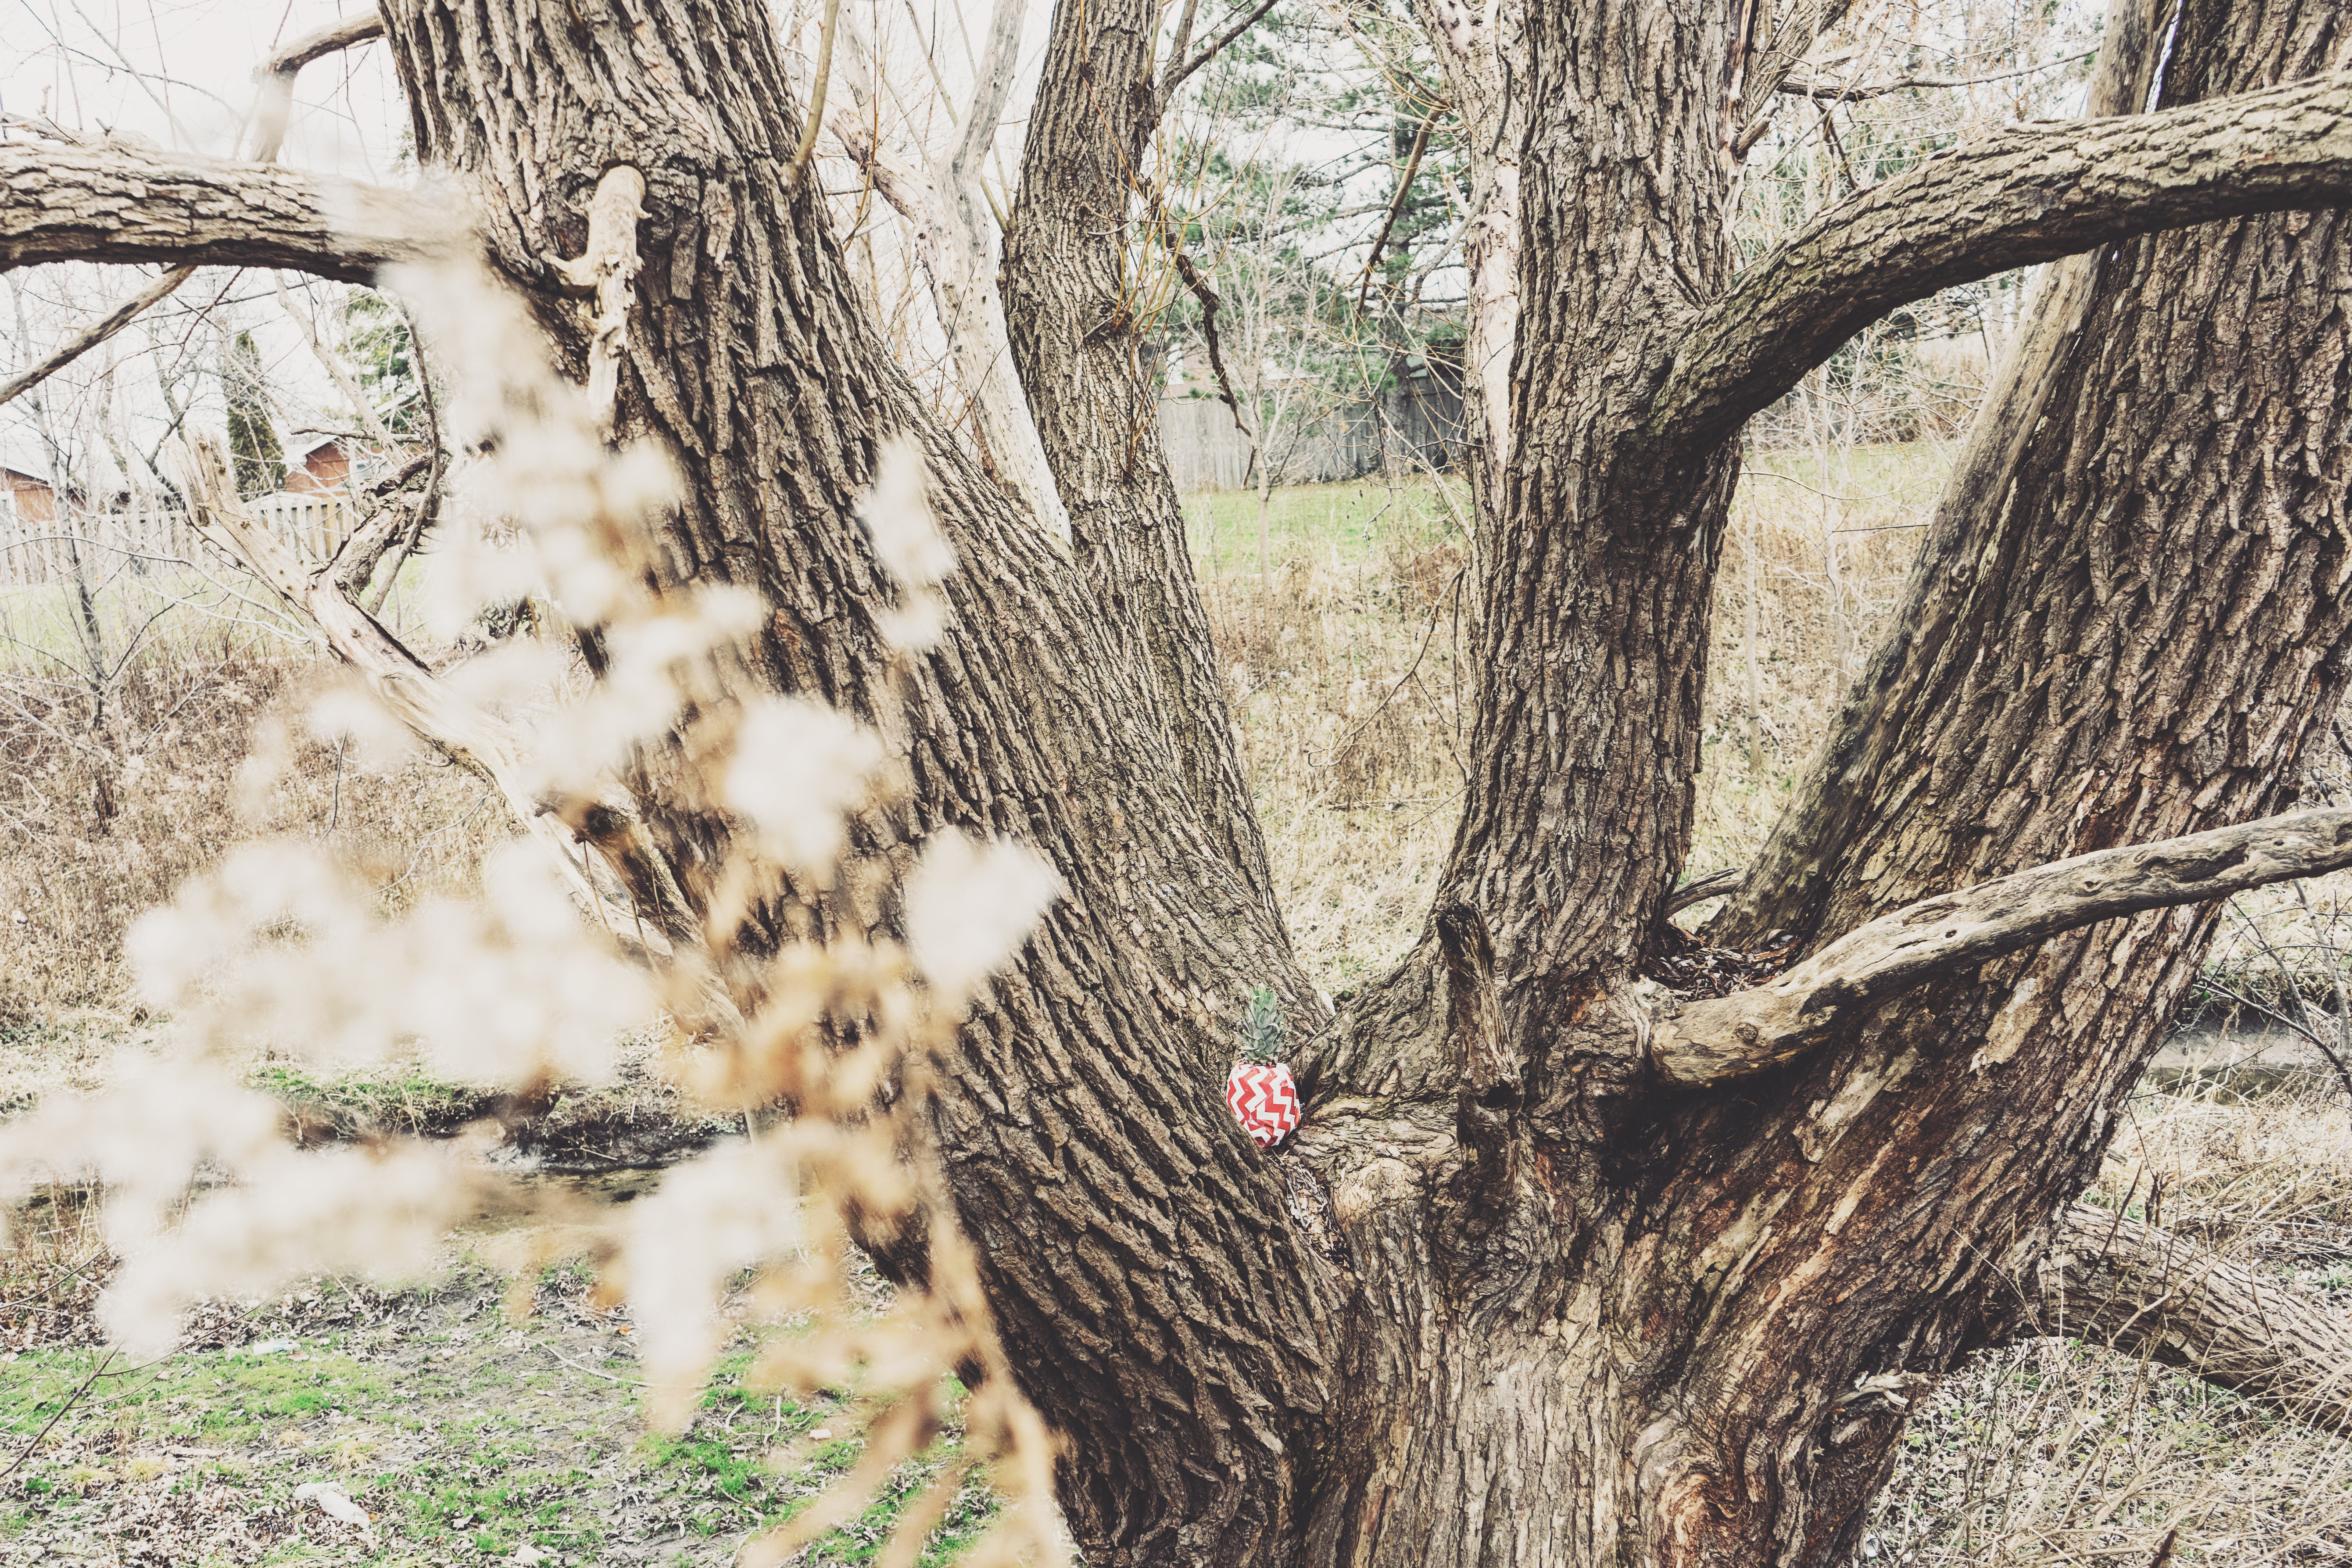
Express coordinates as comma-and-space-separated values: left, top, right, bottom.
0, 633, 499, 1035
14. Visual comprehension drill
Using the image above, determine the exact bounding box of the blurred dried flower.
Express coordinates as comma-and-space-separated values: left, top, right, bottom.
906, 831, 1062, 1001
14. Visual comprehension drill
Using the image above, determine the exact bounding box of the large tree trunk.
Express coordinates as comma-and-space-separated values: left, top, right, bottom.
1686, 0, 2352, 1551
371, 0, 2352, 1560
375, 3, 1336, 1558
19, 0, 2352, 1563
1291, 4, 2352, 1566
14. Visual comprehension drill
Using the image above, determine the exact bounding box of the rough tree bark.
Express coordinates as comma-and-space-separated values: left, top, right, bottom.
1000, 0, 1283, 906
11, 0, 2352, 1564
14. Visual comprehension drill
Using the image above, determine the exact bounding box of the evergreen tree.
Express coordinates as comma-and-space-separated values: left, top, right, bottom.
222, 330, 284, 499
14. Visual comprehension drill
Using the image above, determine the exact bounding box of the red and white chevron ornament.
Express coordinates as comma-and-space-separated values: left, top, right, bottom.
1226, 1062, 1300, 1149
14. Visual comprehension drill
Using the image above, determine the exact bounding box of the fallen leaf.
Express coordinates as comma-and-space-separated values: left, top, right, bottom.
292, 1481, 373, 1537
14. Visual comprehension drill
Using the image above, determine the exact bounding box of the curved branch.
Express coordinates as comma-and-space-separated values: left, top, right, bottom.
1661, 70, 2352, 452
251, 12, 387, 161
1652, 805, 2352, 1084
2011, 1203, 2352, 1429
1, 142, 453, 284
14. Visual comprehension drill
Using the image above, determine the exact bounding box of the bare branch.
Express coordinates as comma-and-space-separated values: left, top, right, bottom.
1733, 0, 1857, 155
1665, 866, 1745, 917
950, 0, 1026, 188
277, 278, 393, 445
1776, 49, 2097, 103
1653, 805, 2352, 1085
1161, 0, 1206, 99
1353, 118, 1433, 316
1, 141, 455, 284
250, 12, 387, 161
1660, 70, 2352, 453
790, 0, 847, 188
174, 433, 704, 955
0, 265, 193, 411
2010, 1203, 2352, 1429
0, 14, 389, 411
1160, 0, 1283, 100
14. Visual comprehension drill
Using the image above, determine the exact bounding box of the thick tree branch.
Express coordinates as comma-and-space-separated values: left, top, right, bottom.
0, 142, 451, 284
1661, 71, 2352, 451
1665, 866, 1745, 917
323, 449, 435, 601
0, 14, 389, 411
2011, 1204, 2352, 1429
1652, 805, 2352, 1084
1438, 902, 1521, 1225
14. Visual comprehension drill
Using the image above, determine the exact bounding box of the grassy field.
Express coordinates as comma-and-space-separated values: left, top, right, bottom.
0, 1239, 995, 1566
1, 450, 2350, 1564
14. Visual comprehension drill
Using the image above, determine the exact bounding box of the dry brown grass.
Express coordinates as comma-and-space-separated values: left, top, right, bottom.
0, 619, 503, 1098
1863, 1077, 2352, 1567
0, 1181, 107, 1353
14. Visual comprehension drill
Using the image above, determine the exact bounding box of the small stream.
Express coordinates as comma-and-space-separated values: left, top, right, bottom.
2148, 1018, 2348, 1099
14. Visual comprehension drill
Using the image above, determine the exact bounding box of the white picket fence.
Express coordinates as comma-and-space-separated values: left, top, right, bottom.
0, 490, 353, 588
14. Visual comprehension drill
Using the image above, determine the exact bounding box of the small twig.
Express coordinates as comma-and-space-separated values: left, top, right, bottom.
791, 0, 848, 188
1160, 0, 1282, 99
0, 268, 194, 412
545, 1342, 644, 1387
1164, 246, 1253, 446
1777, 48, 2100, 103
0, 1350, 116, 1484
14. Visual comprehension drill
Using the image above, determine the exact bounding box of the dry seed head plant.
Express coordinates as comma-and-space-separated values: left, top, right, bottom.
0, 256, 1064, 1568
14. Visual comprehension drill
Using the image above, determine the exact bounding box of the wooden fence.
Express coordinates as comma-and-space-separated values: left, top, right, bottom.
0, 491, 351, 589
1156, 361, 1466, 494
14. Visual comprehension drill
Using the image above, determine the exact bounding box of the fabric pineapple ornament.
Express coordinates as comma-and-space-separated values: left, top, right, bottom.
1226, 987, 1301, 1149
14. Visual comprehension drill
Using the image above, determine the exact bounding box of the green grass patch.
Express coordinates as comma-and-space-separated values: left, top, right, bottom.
248, 1062, 490, 1138
1181, 474, 1464, 579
